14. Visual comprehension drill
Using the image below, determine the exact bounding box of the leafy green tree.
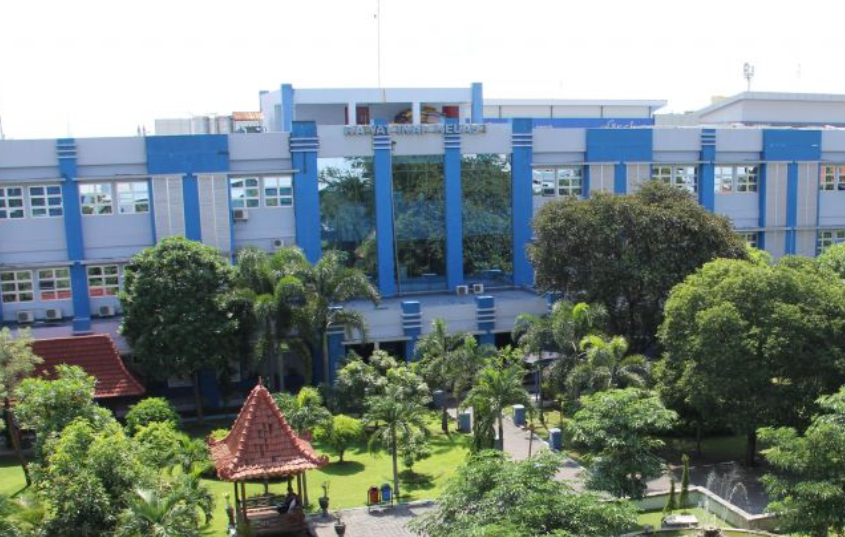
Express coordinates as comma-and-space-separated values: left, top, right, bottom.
14, 365, 112, 460
273, 386, 332, 436
115, 472, 213, 537
657, 257, 845, 464
529, 180, 747, 351
335, 350, 431, 414
315, 414, 363, 463
120, 237, 238, 423
0, 328, 42, 483
410, 450, 637, 537
415, 318, 471, 433
32, 418, 148, 537
234, 247, 307, 390
759, 387, 845, 537
818, 241, 845, 279
567, 334, 649, 398
571, 388, 677, 499
363, 385, 430, 499
464, 360, 531, 452
124, 397, 180, 435
133, 421, 185, 470
0, 494, 46, 537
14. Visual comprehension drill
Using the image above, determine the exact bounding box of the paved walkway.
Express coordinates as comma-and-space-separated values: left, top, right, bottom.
310, 502, 433, 537
499, 414, 584, 490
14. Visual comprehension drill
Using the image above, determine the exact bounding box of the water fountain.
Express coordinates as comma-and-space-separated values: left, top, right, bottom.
697, 526, 723, 537
698, 465, 751, 523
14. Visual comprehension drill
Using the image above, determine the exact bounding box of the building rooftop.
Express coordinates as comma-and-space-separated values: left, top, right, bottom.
209, 381, 328, 481
31, 334, 145, 399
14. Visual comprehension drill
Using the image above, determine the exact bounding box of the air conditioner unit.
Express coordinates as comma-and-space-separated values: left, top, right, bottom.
472, 283, 485, 294
98, 304, 116, 318
456, 285, 469, 296
232, 209, 249, 222
44, 308, 63, 321
272, 238, 287, 249
16, 311, 35, 324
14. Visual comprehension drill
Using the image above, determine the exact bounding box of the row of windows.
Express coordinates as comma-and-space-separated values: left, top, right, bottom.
819, 230, 845, 253
0, 182, 150, 220
0, 265, 121, 303
230, 176, 293, 209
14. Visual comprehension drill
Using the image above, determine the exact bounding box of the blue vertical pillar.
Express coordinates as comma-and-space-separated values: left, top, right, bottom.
700, 129, 716, 211
785, 162, 798, 255
401, 300, 422, 361
758, 164, 767, 251
281, 83, 294, 133
373, 120, 397, 297
582, 166, 591, 199
471, 82, 484, 124
326, 306, 345, 385
512, 118, 534, 288
476, 295, 495, 346
57, 139, 91, 334
444, 119, 464, 290
182, 174, 202, 241
290, 121, 321, 264
613, 163, 627, 195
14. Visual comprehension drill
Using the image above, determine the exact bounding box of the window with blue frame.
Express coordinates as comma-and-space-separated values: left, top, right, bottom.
318, 157, 376, 280
28, 185, 63, 218
392, 155, 446, 292
462, 154, 513, 286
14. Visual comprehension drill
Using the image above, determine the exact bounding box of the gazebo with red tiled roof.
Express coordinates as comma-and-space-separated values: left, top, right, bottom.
209, 380, 327, 536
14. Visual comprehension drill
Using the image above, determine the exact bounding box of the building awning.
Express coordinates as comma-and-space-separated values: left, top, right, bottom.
31, 334, 145, 399
209, 381, 328, 481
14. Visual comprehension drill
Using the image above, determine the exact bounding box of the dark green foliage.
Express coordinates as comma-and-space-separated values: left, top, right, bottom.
529, 180, 747, 350
663, 478, 677, 514
124, 397, 180, 435
818, 242, 845, 279
410, 450, 637, 537
679, 454, 691, 508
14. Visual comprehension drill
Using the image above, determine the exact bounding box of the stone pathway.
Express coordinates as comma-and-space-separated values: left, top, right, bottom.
309, 502, 434, 537
499, 414, 585, 490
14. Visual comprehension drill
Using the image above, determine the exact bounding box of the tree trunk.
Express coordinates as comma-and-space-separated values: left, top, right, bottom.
4, 398, 28, 485
339, 449, 345, 463
441, 404, 449, 435
321, 331, 330, 385
746, 430, 757, 466
192, 372, 205, 425
497, 415, 504, 451
391, 430, 400, 500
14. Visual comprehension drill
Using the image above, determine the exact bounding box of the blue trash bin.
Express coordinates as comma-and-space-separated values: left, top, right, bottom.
513, 404, 526, 426
381, 483, 392, 503
549, 428, 563, 451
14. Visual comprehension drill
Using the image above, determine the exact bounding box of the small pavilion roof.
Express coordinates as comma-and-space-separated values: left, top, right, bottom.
209, 381, 328, 481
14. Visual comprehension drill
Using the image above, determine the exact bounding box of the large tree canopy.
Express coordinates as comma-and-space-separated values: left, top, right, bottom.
657, 256, 845, 464
529, 180, 747, 350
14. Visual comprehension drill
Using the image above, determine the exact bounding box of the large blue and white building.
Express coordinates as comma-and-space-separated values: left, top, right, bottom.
2, 82, 845, 397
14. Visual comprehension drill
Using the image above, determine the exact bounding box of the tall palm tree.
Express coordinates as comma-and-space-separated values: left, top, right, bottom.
114, 488, 200, 537
567, 335, 650, 397
234, 247, 306, 391
415, 319, 472, 433
290, 249, 380, 385
363, 385, 430, 500
465, 361, 531, 452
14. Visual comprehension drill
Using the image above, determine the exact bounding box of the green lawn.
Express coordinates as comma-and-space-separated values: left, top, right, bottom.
0, 456, 27, 497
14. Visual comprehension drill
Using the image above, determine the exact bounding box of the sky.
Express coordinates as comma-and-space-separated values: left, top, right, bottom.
1, 0, 843, 139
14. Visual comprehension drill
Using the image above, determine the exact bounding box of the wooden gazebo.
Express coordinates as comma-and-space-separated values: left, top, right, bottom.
209, 380, 328, 536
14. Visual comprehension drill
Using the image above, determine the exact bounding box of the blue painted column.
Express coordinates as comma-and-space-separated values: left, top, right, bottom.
758, 164, 767, 251
373, 121, 397, 297
401, 300, 422, 361
182, 174, 202, 241
444, 119, 464, 290
476, 295, 495, 346
582, 166, 591, 199
699, 129, 716, 211
511, 118, 534, 288
785, 162, 799, 255
281, 83, 294, 133
471, 83, 484, 124
326, 308, 345, 385
613, 163, 627, 195
290, 121, 321, 264
57, 139, 91, 334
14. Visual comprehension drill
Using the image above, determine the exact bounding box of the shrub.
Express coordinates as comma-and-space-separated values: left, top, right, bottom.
315, 414, 364, 463
125, 397, 179, 435
209, 428, 229, 441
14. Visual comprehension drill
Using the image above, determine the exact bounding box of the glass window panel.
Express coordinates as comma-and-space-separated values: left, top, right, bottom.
116, 182, 150, 214
88, 264, 120, 296
462, 154, 513, 286
319, 158, 376, 280
0, 187, 25, 219
79, 183, 113, 215
0, 270, 32, 303
392, 156, 446, 291
37, 268, 72, 301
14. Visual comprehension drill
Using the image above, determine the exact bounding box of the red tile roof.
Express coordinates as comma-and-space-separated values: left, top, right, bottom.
209, 381, 328, 481
31, 334, 145, 399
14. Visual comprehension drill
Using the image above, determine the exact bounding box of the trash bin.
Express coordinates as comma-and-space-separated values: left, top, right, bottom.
513, 404, 526, 426
458, 410, 472, 433
549, 428, 563, 451
380, 483, 392, 503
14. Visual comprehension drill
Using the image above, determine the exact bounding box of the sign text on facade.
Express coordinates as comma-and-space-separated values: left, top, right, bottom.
344, 124, 487, 136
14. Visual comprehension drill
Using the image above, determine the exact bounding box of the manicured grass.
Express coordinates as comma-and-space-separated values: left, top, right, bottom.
636, 507, 737, 529
197, 414, 472, 536
0, 456, 27, 497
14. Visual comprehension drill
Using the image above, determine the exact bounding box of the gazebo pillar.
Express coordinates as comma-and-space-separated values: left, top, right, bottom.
240, 482, 248, 522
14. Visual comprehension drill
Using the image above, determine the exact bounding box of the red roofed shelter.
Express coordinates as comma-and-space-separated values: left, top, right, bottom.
31, 334, 145, 400
209, 380, 327, 535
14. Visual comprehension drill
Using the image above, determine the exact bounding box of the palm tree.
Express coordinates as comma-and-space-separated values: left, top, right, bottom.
114, 488, 200, 537
567, 335, 650, 397
290, 249, 380, 385
0, 494, 46, 536
363, 385, 430, 500
234, 247, 306, 391
415, 319, 472, 433
464, 361, 531, 452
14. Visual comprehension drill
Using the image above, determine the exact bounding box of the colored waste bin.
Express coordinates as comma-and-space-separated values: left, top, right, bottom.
549, 428, 563, 451
513, 404, 526, 426
368, 486, 380, 504
458, 410, 472, 432
380, 483, 392, 503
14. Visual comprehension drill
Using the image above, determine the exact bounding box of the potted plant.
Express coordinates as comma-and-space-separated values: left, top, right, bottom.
334, 510, 346, 536
319, 481, 330, 517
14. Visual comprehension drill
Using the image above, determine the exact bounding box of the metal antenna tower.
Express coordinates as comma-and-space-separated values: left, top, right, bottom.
743, 62, 755, 92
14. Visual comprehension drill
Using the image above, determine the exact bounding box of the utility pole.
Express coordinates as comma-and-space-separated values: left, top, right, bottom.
743, 62, 755, 92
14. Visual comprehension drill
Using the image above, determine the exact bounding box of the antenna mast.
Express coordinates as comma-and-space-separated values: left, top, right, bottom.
743, 62, 755, 92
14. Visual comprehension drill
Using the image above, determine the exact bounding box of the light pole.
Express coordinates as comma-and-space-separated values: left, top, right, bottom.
743, 63, 755, 92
